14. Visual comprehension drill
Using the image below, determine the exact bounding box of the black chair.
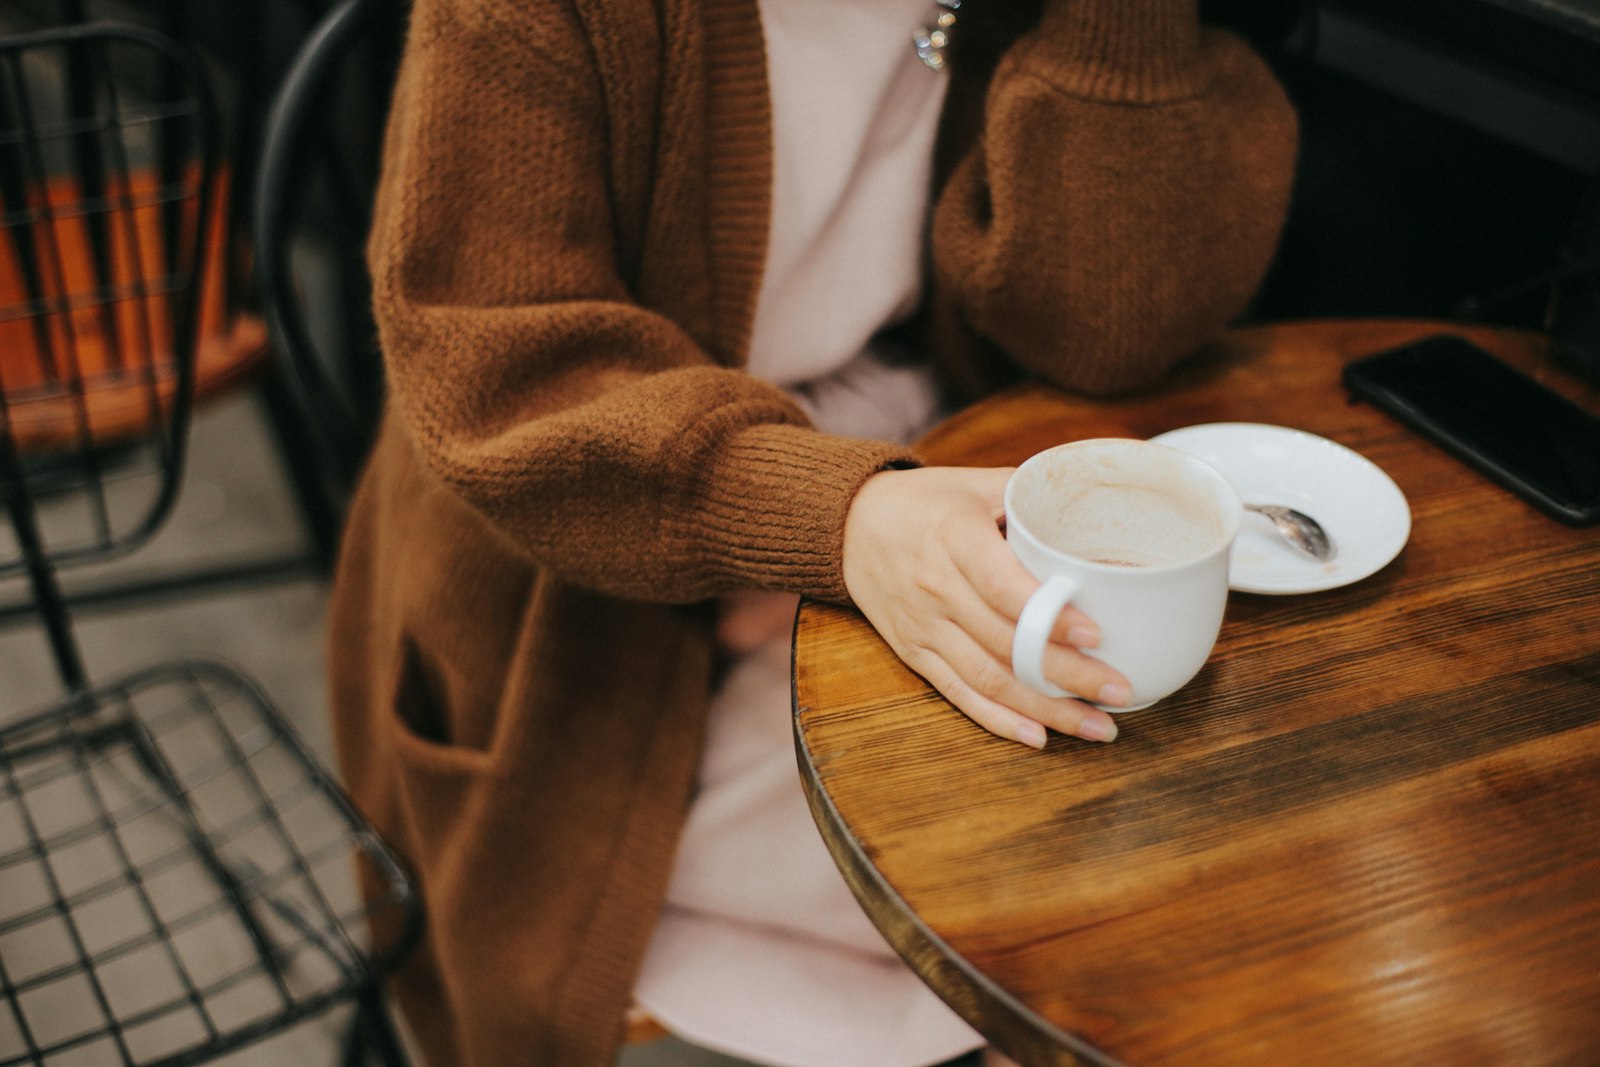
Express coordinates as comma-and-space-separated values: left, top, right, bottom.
0, 663, 422, 1067
0, 19, 220, 694
0, 23, 420, 1066
254, 0, 402, 523
0, 0, 371, 635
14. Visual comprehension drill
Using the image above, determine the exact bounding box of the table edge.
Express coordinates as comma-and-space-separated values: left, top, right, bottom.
791, 695, 1121, 1067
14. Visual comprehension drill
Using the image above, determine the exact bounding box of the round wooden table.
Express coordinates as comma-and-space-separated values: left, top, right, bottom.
792, 320, 1600, 1066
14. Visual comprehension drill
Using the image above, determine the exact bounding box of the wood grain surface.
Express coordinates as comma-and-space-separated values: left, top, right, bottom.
793, 320, 1600, 1066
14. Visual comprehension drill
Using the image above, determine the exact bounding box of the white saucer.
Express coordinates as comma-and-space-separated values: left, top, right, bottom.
1148, 423, 1411, 595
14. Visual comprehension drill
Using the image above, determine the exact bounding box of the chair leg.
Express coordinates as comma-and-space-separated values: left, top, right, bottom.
343, 985, 408, 1067
4, 475, 89, 693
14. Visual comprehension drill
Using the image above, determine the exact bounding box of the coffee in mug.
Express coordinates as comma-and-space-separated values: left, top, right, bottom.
1005, 438, 1242, 711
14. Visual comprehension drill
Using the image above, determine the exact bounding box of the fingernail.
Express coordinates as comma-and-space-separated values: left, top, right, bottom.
1097, 681, 1132, 708
1068, 624, 1099, 648
1079, 716, 1118, 743
1019, 722, 1048, 749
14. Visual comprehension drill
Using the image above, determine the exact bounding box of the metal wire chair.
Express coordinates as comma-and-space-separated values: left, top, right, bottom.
0, 0, 354, 636
0, 23, 421, 1065
0, 21, 216, 693
0, 662, 420, 1066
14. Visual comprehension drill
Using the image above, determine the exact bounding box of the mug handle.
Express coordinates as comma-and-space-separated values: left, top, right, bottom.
1012, 574, 1078, 698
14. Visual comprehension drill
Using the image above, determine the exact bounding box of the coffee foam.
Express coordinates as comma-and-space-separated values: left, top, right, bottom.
1012, 447, 1230, 567
1042, 484, 1220, 565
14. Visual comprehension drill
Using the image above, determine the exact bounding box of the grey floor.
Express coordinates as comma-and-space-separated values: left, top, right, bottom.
0, 394, 761, 1066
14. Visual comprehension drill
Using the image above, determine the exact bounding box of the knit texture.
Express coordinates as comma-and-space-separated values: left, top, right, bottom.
326, 0, 1297, 1063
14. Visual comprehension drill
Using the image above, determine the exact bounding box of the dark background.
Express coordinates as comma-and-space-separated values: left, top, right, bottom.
1206, 0, 1599, 337
8, 0, 1600, 336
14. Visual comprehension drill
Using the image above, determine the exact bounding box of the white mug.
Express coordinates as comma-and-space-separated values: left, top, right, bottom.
1005, 438, 1242, 712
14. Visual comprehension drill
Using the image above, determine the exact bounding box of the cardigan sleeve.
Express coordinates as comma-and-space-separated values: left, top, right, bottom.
931, 0, 1299, 395
367, 0, 915, 605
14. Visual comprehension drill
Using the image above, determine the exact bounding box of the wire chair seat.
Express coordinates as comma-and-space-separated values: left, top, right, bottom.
0, 660, 420, 1066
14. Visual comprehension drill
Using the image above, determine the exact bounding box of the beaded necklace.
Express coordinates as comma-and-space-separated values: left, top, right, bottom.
913, 0, 962, 70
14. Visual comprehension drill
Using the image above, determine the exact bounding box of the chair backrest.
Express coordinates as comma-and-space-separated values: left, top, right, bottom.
254, 0, 403, 514
0, 22, 219, 579
0, 22, 222, 694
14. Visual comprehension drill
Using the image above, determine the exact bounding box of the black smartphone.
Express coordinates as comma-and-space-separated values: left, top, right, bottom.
1342, 334, 1600, 526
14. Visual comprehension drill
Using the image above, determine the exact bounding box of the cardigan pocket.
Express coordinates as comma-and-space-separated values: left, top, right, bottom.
380, 634, 511, 891
386, 633, 501, 775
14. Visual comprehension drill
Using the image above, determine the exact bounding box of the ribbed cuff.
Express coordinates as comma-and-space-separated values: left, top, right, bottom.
676, 423, 920, 603
1034, 0, 1203, 103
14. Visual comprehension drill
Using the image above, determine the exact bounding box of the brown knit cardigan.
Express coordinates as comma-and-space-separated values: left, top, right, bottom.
326, 0, 1297, 1063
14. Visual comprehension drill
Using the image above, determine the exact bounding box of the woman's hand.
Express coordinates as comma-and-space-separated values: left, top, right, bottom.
841, 466, 1129, 748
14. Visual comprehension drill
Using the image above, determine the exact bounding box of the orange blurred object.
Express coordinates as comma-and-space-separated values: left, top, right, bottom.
0, 165, 268, 453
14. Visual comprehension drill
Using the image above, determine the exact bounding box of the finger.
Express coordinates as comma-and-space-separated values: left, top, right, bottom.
941, 586, 1131, 708
1035, 644, 1132, 709
920, 626, 1121, 744
951, 519, 1102, 648
907, 646, 1050, 749
1032, 695, 1120, 744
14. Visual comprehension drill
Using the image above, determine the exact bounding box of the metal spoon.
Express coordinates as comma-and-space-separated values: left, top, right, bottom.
1245, 503, 1335, 562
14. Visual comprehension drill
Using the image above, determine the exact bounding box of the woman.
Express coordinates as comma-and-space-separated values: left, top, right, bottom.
326, 0, 1297, 1064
